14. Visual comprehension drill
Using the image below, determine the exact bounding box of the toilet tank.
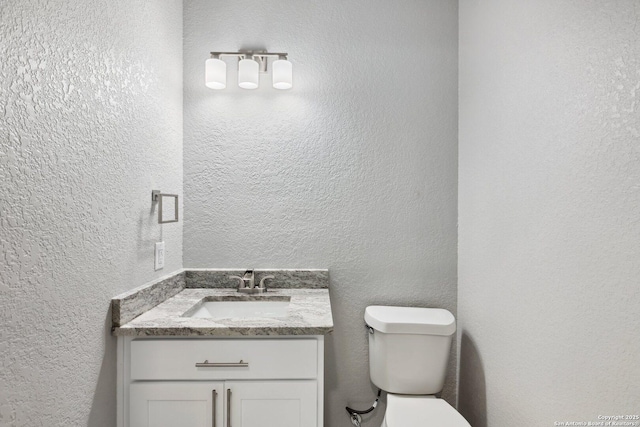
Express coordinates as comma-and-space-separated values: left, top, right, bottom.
365, 306, 455, 395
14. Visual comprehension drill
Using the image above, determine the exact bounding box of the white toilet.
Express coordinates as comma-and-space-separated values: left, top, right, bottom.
365, 305, 471, 427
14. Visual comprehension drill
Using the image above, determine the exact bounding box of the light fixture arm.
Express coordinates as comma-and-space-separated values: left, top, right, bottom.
210, 51, 288, 73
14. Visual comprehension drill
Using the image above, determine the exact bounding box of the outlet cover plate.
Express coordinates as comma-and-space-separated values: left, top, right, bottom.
155, 242, 165, 270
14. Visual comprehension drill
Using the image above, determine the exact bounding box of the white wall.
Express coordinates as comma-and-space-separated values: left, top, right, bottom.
0, 1, 183, 424
183, 1, 458, 425
458, 1, 640, 425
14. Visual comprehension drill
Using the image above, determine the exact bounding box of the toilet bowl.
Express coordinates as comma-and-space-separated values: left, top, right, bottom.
365, 305, 471, 427
381, 395, 471, 427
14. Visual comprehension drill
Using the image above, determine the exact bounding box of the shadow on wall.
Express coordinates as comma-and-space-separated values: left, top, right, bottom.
87, 308, 117, 425
458, 332, 487, 427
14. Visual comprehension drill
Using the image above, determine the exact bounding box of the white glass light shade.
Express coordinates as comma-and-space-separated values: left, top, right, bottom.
205, 58, 226, 90
238, 59, 259, 89
272, 59, 293, 90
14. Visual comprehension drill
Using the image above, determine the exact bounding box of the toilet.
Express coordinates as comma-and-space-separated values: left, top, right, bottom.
365, 305, 471, 427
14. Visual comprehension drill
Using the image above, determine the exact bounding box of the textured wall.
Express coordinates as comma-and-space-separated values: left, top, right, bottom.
0, 1, 183, 425
183, 1, 458, 425
458, 1, 640, 425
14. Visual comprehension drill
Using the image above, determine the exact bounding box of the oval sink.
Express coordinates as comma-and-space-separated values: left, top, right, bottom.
187, 300, 290, 319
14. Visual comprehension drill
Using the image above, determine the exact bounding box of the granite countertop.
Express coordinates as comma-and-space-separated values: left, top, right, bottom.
112, 270, 333, 337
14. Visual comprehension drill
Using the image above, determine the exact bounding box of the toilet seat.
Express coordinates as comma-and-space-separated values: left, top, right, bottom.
382, 394, 471, 427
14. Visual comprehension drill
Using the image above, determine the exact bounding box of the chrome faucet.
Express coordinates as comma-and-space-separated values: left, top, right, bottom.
228, 270, 272, 294
242, 270, 255, 289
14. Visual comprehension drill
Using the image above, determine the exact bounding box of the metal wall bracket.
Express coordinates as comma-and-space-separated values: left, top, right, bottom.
210, 51, 288, 73
152, 190, 179, 224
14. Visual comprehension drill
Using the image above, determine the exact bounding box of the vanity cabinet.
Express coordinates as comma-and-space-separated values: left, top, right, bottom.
118, 337, 325, 427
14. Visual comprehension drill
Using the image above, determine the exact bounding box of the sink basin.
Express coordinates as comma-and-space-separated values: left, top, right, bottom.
186, 299, 290, 319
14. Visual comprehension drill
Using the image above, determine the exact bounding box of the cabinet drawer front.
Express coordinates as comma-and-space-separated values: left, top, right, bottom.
130, 339, 318, 380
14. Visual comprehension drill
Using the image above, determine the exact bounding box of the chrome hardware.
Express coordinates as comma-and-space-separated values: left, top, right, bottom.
259, 275, 275, 289
237, 270, 266, 294
366, 324, 374, 334
210, 51, 288, 73
212, 389, 217, 427
229, 270, 268, 293
195, 359, 249, 368
227, 389, 232, 427
242, 270, 255, 288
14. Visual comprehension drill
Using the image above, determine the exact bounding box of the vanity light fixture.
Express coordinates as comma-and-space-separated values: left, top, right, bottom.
205, 55, 226, 89
238, 57, 259, 89
205, 51, 293, 90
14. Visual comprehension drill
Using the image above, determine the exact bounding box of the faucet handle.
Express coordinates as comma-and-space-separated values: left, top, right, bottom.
259, 275, 275, 289
228, 275, 245, 289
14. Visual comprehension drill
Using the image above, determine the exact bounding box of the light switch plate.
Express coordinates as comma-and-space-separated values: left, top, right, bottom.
155, 242, 165, 270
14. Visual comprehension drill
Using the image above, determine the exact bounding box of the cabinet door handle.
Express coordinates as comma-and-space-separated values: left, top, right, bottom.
195, 359, 249, 368
226, 388, 232, 427
212, 389, 217, 427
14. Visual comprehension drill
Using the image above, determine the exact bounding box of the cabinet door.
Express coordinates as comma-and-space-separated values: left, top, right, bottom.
130, 382, 224, 427
225, 381, 317, 427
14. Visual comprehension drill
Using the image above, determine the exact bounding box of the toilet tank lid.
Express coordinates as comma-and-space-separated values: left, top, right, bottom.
365, 306, 456, 336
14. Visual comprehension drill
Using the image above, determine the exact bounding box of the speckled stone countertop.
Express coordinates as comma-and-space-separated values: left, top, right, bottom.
113, 287, 333, 337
